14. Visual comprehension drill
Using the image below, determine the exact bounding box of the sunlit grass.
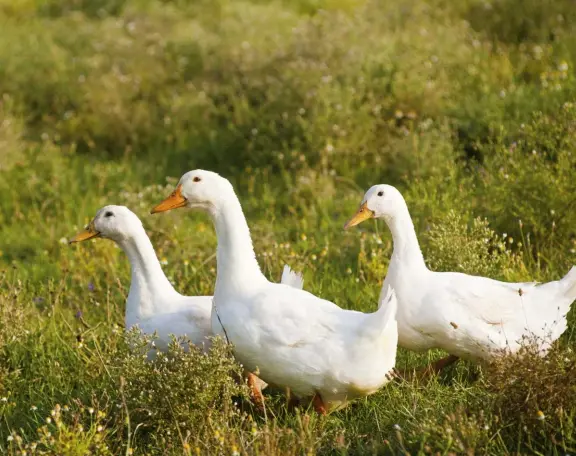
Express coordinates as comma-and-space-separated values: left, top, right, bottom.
1, 0, 576, 453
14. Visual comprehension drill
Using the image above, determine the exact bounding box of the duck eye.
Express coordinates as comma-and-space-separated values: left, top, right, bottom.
104, 211, 114, 217
377, 191, 384, 197
193, 176, 201, 183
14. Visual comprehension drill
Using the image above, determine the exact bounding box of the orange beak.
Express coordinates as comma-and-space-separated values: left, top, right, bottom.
150, 184, 187, 214
344, 202, 375, 229
69, 221, 100, 244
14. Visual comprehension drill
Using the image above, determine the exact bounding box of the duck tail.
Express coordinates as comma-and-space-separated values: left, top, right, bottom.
369, 285, 398, 336
561, 266, 576, 303
280, 265, 304, 290
530, 266, 576, 350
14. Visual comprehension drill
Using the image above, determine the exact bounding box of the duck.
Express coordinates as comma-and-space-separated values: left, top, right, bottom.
345, 184, 576, 372
150, 170, 398, 414
68, 205, 304, 372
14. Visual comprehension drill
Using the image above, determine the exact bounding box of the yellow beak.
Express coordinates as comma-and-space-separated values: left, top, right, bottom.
344, 202, 375, 229
69, 221, 100, 244
150, 184, 187, 214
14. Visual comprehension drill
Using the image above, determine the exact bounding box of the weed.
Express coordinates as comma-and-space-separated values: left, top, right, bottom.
1, 0, 575, 453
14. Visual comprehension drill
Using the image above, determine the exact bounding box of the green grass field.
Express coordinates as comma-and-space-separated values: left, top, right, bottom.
1, 0, 576, 453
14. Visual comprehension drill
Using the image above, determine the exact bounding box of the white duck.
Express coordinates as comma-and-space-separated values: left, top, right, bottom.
150, 170, 398, 414
345, 184, 576, 371
69, 205, 304, 357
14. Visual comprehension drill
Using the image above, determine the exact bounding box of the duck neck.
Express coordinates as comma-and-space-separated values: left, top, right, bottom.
212, 194, 266, 293
117, 227, 178, 324
384, 202, 427, 273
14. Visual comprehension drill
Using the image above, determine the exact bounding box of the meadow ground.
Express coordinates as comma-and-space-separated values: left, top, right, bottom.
1, 0, 576, 454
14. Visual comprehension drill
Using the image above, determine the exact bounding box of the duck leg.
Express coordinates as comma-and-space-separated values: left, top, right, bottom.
395, 355, 460, 381
247, 372, 265, 410
312, 393, 327, 416
286, 387, 301, 410
419, 355, 459, 378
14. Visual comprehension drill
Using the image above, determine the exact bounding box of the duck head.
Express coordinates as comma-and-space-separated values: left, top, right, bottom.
344, 184, 405, 229
69, 205, 143, 244
150, 169, 233, 215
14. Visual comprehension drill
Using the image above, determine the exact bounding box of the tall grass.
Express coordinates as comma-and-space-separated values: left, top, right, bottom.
1, 0, 575, 453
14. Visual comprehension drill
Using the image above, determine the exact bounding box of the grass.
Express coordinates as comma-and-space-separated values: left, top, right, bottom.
1, 0, 576, 453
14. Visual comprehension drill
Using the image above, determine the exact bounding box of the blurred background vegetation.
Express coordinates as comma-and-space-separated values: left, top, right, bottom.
1, 0, 576, 454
